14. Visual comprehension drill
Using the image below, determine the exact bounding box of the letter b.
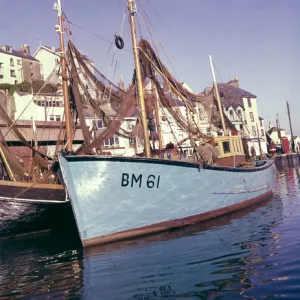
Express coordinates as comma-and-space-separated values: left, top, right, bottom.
121, 173, 129, 187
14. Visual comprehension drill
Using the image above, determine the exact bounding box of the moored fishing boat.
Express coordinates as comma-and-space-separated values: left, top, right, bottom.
55, 0, 276, 247
0, 57, 70, 236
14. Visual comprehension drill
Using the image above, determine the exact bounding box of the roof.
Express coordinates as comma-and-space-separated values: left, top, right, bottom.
33, 45, 94, 63
164, 92, 189, 107
33, 45, 60, 58
0, 47, 38, 61
268, 126, 284, 134
218, 83, 256, 109
259, 116, 264, 120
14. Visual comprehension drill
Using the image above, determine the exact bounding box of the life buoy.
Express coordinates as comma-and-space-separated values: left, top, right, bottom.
115, 35, 124, 49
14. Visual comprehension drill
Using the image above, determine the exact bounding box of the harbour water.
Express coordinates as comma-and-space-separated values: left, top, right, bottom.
1, 157, 300, 299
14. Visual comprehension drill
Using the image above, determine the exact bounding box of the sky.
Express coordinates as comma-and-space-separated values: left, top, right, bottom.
1, 0, 300, 134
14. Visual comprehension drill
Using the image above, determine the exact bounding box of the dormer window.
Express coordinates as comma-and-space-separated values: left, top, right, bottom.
229, 109, 234, 121
237, 109, 242, 121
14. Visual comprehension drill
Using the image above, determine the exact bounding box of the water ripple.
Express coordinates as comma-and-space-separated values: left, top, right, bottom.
1, 156, 300, 299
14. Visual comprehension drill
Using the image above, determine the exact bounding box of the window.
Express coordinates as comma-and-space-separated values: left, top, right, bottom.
260, 119, 263, 127
97, 120, 103, 128
247, 98, 252, 107
261, 129, 264, 136
14, 80, 17, 84
50, 115, 61, 122
0, 75, 3, 79
229, 109, 234, 121
222, 141, 231, 154
198, 107, 205, 121
104, 136, 120, 147
17, 59, 21, 65
10, 70, 16, 77
235, 140, 240, 153
129, 138, 135, 146
55, 58, 60, 64
237, 109, 242, 121
250, 112, 254, 122
10, 58, 14, 67
0, 63, 3, 73
252, 126, 256, 136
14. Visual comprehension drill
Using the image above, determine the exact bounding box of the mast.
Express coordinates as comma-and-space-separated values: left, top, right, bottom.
152, 83, 163, 150
209, 55, 226, 135
287, 101, 295, 152
276, 112, 280, 128
127, 0, 151, 157
256, 123, 262, 160
55, 0, 73, 152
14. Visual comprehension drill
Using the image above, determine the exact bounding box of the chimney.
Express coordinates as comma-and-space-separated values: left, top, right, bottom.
1, 45, 12, 52
21, 44, 30, 55
228, 76, 239, 87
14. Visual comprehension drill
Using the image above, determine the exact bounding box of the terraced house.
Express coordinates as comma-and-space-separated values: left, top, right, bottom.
0, 44, 41, 84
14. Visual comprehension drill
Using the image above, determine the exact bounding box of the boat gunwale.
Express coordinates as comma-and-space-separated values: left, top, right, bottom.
63, 155, 274, 173
0, 197, 69, 204
0, 180, 64, 190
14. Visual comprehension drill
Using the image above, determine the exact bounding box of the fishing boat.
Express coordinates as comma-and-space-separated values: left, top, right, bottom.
56, 0, 276, 247
0, 39, 71, 236
0, 116, 69, 235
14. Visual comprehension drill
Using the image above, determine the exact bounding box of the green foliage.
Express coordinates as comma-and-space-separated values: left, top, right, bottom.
0, 81, 58, 95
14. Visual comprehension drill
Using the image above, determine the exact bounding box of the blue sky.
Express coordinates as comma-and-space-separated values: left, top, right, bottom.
1, 0, 300, 134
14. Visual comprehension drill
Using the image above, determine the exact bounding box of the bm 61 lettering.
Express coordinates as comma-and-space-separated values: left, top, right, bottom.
121, 173, 160, 188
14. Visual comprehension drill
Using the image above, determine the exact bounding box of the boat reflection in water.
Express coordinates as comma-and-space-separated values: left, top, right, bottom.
0, 231, 82, 299
83, 190, 285, 300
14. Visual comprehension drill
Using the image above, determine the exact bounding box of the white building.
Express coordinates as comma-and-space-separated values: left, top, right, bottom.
33, 46, 61, 84
0, 44, 41, 84
218, 78, 268, 154
85, 103, 137, 156
13, 91, 64, 122
268, 127, 287, 145
34, 45, 95, 88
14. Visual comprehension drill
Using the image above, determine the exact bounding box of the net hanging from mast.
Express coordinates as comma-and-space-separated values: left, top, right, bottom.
67, 36, 236, 155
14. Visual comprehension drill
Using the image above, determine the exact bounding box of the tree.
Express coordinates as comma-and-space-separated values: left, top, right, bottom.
0, 81, 58, 95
